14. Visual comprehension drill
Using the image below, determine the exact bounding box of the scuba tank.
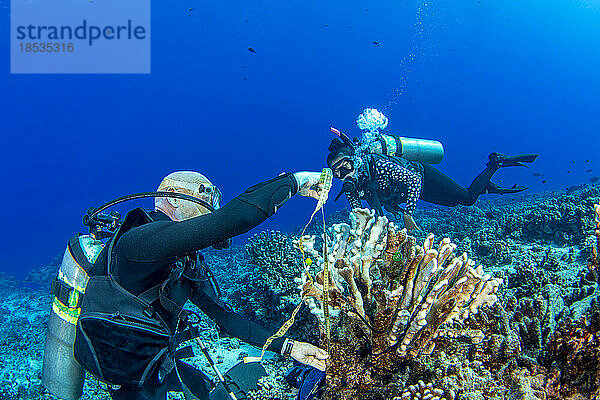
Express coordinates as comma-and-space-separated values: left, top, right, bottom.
329, 127, 444, 165
371, 133, 444, 164
42, 235, 103, 400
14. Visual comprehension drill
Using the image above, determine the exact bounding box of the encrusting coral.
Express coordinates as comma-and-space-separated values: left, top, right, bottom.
294, 208, 502, 399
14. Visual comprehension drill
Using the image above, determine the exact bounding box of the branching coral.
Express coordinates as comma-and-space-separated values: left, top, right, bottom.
294, 208, 502, 399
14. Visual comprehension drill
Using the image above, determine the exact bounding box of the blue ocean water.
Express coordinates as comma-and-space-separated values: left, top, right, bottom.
0, 0, 599, 278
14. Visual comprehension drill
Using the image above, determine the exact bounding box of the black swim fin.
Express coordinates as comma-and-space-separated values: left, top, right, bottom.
209, 361, 267, 400
485, 182, 528, 195
488, 153, 539, 168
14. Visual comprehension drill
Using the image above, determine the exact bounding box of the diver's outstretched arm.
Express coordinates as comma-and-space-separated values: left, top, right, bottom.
117, 173, 299, 261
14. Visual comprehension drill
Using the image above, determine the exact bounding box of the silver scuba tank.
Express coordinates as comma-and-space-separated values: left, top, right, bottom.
373, 134, 444, 164
42, 235, 103, 400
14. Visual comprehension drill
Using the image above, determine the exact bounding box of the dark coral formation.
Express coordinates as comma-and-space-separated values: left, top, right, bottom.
588, 203, 600, 283
542, 312, 600, 399
246, 230, 303, 296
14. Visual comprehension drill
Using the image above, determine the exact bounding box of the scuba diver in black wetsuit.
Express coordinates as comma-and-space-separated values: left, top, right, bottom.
327, 127, 538, 231
42, 171, 328, 400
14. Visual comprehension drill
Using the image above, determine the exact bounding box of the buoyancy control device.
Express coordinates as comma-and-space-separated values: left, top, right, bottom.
41, 191, 223, 400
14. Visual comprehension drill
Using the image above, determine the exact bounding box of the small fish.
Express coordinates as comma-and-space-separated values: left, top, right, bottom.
187, 7, 194, 13
586, 169, 592, 173
571, 160, 575, 164
365, 8, 369, 11
243, 77, 247, 81
542, 180, 547, 184
591, 176, 600, 183
323, 24, 329, 27
372, 41, 381, 46
567, 170, 571, 173
242, 65, 248, 68
586, 159, 590, 163
532, 172, 544, 177
248, 47, 256, 53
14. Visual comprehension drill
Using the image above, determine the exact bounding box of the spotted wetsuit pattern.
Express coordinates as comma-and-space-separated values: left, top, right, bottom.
345, 158, 422, 215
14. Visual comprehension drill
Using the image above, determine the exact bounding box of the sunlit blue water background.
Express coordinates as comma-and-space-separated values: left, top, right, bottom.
0, 0, 599, 278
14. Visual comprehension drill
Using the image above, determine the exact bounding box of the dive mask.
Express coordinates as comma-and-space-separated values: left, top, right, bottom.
331, 157, 354, 180
197, 183, 222, 211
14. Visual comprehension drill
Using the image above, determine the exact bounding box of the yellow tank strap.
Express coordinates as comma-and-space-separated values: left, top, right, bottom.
52, 298, 81, 325
381, 134, 398, 156
244, 168, 333, 364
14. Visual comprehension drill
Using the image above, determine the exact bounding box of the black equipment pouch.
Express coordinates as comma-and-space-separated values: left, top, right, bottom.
74, 275, 172, 386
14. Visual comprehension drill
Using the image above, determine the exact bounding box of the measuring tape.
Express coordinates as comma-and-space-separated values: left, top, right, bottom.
245, 168, 333, 363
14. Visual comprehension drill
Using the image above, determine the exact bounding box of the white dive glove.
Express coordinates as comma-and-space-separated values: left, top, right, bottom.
281, 338, 329, 371
293, 171, 324, 200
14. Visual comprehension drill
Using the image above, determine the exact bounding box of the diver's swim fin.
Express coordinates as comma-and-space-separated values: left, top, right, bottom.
488, 153, 539, 168
209, 361, 267, 400
485, 182, 528, 195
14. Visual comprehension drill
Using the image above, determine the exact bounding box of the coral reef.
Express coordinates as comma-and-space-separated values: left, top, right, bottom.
0, 287, 110, 400
204, 240, 316, 342
2, 190, 600, 399
418, 185, 600, 262
396, 380, 451, 400
542, 312, 600, 400
588, 203, 600, 282
246, 231, 303, 296
295, 208, 502, 399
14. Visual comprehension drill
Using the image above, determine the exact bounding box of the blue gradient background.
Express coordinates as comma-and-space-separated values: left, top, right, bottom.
0, 0, 599, 277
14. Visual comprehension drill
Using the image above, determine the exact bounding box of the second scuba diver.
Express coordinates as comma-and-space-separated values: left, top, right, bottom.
43, 170, 329, 400
326, 110, 538, 231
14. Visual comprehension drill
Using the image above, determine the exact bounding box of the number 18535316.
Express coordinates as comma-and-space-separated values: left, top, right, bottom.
19, 42, 74, 52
